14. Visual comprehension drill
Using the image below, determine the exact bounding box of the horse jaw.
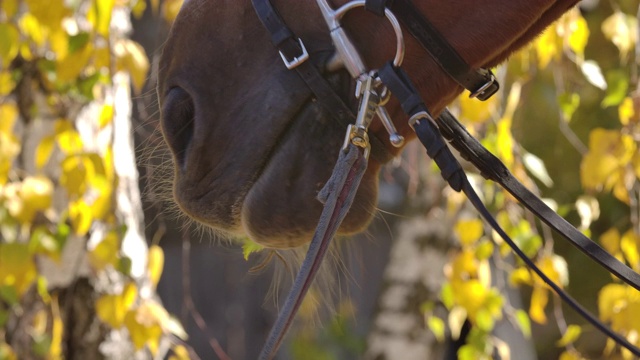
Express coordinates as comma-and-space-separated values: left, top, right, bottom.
157, 0, 579, 248
158, 0, 390, 248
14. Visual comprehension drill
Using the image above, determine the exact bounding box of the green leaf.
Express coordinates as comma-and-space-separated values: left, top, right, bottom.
558, 92, 580, 122
601, 70, 629, 107
440, 282, 454, 309
514, 309, 532, 338
68, 33, 91, 54
427, 316, 446, 342
475, 308, 495, 332
556, 324, 582, 347
241, 239, 264, 260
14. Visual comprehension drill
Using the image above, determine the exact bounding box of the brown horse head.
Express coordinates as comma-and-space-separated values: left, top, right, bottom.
158, 0, 578, 248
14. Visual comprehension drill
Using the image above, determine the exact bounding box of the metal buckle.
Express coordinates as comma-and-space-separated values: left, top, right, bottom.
469, 72, 498, 100
279, 38, 309, 69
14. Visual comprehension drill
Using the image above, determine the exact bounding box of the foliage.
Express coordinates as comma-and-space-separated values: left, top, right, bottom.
0, 0, 185, 358
419, 2, 640, 358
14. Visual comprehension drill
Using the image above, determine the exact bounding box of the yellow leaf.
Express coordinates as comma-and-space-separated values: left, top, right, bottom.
556, 324, 582, 347
49, 294, 63, 359
89, 231, 121, 271
0, 71, 16, 96
88, 175, 113, 220
35, 135, 55, 169
56, 128, 84, 154
56, 42, 94, 84
60, 155, 90, 197
96, 282, 138, 328
509, 267, 532, 286
620, 230, 640, 270
93, 0, 115, 37
619, 97, 636, 125
451, 249, 478, 279
0, 342, 16, 360
169, 345, 191, 360
48, 28, 69, 61
69, 199, 93, 235
18, 13, 46, 47
496, 116, 514, 168
529, 286, 549, 324
124, 302, 166, 354
559, 350, 585, 360
131, 0, 147, 19
454, 218, 484, 246
535, 25, 561, 68
0, 23, 19, 67
598, 283, 625, 322
567, 15, 589, 58
458, 90, 498, 124
600, 228, 620, 254
162, 0, 184, 24
99, 105, 114, 129
0, 243, 37, 296
147, 245, 164, 290
1, 0, 18, 17
24, 0, 70, 31
114, 39, 149, 93
451, 280, 487, 319
20, 175, 54, 211
602, 11, 637, 60
0, 102, 18, 134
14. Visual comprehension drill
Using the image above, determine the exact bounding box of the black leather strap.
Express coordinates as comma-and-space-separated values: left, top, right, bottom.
376, 62, 640, 355
252, 0, 392, 163
365, 0, 388, 16
365, 0, 499, 100
435, 109, 640, 291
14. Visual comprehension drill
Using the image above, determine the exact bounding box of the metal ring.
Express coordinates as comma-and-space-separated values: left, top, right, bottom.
332, 0, 405, 68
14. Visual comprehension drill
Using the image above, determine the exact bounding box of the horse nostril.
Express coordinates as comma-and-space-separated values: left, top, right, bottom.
161, 87, 195, 171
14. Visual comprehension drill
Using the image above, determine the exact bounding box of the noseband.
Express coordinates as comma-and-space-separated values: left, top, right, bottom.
251, 1, 640, 358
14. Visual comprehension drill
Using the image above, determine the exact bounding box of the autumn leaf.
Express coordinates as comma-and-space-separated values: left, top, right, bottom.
602, 11, 637, 60
0, 243, 38, 297
96, 282, 137, 328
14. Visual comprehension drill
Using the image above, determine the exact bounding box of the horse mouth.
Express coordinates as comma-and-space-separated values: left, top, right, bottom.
163, 83, 380, 249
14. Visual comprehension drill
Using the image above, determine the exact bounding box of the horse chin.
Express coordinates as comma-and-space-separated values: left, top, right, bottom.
169, 96, 381, 249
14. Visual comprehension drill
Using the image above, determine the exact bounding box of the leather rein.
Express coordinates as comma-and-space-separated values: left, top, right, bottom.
251, 0, 640, 358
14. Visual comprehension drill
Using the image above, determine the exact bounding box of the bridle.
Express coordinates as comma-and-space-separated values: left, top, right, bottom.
250, 0, 640, 359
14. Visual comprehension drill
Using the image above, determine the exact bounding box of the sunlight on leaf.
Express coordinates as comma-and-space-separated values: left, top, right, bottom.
558, 92, 580, 122
454, 218, 484, 246
514, 309, 531, 338
580, 60, 607, 90
89, 230, 121, 271
601, 11, 637, 60
556, 324, 582, 347
427, 316, 445, 342
96, 282, 138, 328
618, 96, 636, 125
147, 245, 164, 290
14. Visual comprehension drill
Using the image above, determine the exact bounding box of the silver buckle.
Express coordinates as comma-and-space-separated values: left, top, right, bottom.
279, 38, 309, 69
469, 73, 497, 99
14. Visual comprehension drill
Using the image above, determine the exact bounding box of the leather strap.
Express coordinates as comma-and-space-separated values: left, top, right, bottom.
258, 144, 368, 360
365, 0, 499, 100
436, 109, 640, 291
252, 0, 392, 163
376, 61, 640, 356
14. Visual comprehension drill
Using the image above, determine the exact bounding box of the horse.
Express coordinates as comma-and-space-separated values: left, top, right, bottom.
157, 0, 589, 357
158, 0, 579, 250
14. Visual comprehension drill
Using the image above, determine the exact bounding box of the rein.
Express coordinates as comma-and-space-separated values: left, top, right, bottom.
251, 0, 640, 358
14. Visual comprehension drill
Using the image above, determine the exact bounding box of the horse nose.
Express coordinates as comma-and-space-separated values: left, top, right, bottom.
161, 87, 195, 171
